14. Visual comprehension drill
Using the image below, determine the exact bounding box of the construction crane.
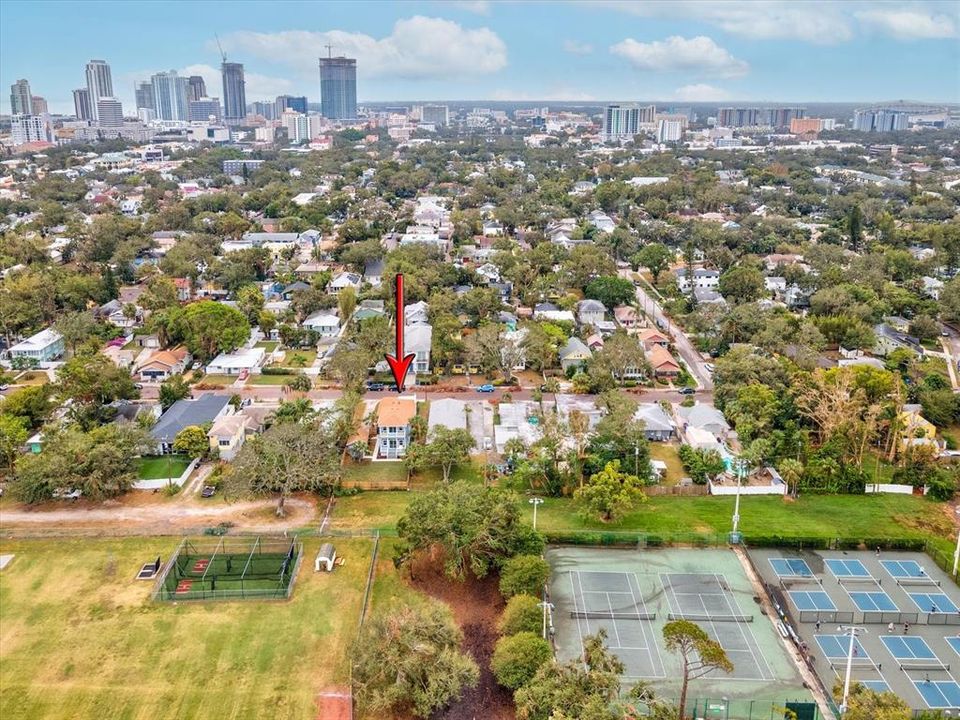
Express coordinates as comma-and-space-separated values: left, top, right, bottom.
215, 33, 226, 63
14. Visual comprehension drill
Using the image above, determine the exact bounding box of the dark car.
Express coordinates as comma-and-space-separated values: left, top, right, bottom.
678, 387, 696, 395
365, 382, 385, 391
201, 485, 217, 498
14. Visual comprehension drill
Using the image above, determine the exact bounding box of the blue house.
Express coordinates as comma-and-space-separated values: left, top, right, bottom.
9, 328, 65, 363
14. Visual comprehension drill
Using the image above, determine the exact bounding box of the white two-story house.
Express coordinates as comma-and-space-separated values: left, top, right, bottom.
375, 397, 417, 460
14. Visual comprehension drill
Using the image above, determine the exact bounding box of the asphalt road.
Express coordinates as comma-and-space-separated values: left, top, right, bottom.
629, 276, 714, 392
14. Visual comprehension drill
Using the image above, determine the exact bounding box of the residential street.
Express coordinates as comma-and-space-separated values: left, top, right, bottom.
628, 274, 715, 391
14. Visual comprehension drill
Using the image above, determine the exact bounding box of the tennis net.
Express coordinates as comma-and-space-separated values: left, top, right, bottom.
899, 660, 950, 672
571, 611, 656, 620
667, 612, 753, 623
838, 575, 878, 586
828, 657, 873, 669
895, 577, 939, 587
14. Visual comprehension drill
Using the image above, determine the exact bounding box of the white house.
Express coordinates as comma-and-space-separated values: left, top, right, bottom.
206, 346, 266, 376
577, 299, 607, 327
404, 301, 430, 326
587, 210, 616, 233
8, 328, 64, 363
327, 272, 362, 295
405, 324, 433, 374
675, 268, 720, 293
303, 311, 341, 338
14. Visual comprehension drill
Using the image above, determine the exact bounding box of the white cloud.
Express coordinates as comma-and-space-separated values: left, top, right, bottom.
179, 64, 294, 99
220, 16, 507, 81
449, 0, 491, 14
610, 36, 749, 78
563, 39, 594, 55
856, 9, 958, 39
673, 83, 732, 102
585, 1, 854, 43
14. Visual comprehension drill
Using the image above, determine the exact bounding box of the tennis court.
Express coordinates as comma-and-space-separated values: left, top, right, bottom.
770, 558, 813, 578
749, 548, 960, 712
548, 546, 813, 715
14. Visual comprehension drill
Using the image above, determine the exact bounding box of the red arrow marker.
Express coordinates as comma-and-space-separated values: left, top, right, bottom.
384, 273, 415, 392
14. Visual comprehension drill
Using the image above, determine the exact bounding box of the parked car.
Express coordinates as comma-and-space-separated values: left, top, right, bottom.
477, 384, 495, 393
467, 365, 480, 374
365, 381, 385, 391
451, 364, 466, 375
679, 387, 696, 395
201, 485, 217, 498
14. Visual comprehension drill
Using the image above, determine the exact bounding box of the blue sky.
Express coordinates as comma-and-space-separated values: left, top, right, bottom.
2, 0, 958, 114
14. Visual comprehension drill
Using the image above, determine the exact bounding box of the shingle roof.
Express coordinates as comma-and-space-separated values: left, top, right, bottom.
151, 395, 230, 444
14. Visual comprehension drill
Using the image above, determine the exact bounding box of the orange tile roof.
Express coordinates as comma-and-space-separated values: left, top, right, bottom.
142, 346, 188, 369
377, 398, 417, 427
648, 345, 680, 370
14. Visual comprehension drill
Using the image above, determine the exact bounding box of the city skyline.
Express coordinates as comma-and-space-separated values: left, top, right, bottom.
1, 0, 958, 115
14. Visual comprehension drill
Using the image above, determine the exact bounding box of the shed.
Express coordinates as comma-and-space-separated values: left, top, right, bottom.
315, 543, 337, 572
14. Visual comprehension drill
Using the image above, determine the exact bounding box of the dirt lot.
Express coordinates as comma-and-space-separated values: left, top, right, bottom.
409, 556, 515, 720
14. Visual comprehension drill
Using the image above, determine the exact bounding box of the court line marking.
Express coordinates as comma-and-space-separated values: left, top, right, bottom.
626, 571, 663, 676
605, 593, 623, 647
714, 572, 773, 680
570, 571, 587, 670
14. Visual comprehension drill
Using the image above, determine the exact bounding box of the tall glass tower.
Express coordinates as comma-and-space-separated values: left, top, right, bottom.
319, 55, 357, 120
85, 60, 113, 123
221, 62, 246, 125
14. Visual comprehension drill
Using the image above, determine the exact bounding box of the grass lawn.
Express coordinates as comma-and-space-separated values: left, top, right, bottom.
136, 455, 192, 480
255, 341, 279, 352
0, 536, 374, 720
648, 443, 685, 485
534, 494, 955, 554
248, 374, 297, 386
331, 491, 414, 531
341, 460, 483, 488
193, 374, 236, 386
13, 371, 48, 386
273, 350, 317, 368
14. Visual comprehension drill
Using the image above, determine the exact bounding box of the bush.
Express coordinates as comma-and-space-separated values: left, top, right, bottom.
499, 594, 542, 636
499, 554, 550, 599
491, 632, 552, 690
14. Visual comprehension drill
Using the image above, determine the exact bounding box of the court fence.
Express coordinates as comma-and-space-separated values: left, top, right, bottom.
634, 697, 823, 720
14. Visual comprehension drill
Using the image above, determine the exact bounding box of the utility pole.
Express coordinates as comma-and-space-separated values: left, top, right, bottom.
730, 458, 745, 543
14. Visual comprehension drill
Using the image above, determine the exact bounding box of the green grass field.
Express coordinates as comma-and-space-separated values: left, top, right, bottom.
341, 459, 483, 487
0, 536, 375, 720
247, 374, 297, 386
534, 493, 955, 552
648, 443, 685, 485
136, 455, 192, 480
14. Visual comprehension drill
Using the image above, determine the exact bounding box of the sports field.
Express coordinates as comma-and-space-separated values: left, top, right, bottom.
0, 536, 374, 720
548, 546, 818, 719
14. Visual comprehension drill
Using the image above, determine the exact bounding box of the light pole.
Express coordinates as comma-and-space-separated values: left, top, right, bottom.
953, 508, 960, 577
837, 626, 867, 714
529, 497, 544, 530
537, 598, 554, 639
730, 458, 745, 542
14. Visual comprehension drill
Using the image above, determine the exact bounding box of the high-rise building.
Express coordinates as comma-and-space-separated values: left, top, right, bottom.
85, 60, 114, 123
718, 106, 805, 128
135, 81, 155, 111
656, 119, 684, 143
318, 55, 357, 120
151, 70, 189, 121
281, 109, 310, 142
73, 88, 92, 120
602, 104, 642, 139
221, 62, 247, 125
31, 96, 48, 115
138, 108, 156, 123
853, 108, 909, 132
189, 97, 222, 122
96, 97, 123, 127
251, 101, 276, 119
188, 75, 207, 102
10, 79, 31, 115
275, 95, 308, 115
790, 118, 824, 135
421, 104, 449, 127
12, 114, 52, 145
